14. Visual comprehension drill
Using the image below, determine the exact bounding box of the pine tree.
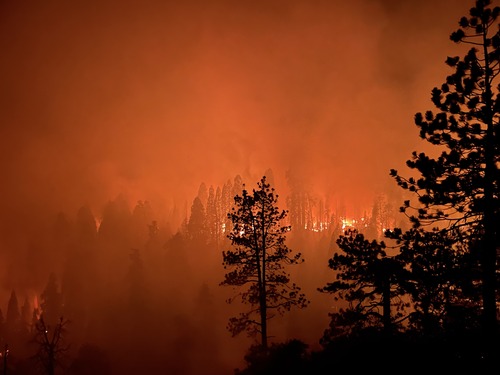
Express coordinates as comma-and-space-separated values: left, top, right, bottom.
222, 180, 234, 235
390, 0, 500, 340
40, 273, 63, 327
197, 182, 209, 209
187, 196, 207, 242
220, 176, 308, 350
206, 185, 218, 245
6, 290, 20, 329
319, 230, 409, 339
5, 290, 24, 347
205, 185, 224, 248
389, 227, 480, 336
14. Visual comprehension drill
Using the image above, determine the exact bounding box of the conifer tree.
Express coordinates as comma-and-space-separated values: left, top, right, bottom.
40, 273, 63, 327
220, 176, 308, 350
6, 290, 20, 329
319, 230, 408, 339
187, 196, 207, 242
206, 185, 219, 246
390, 0, 500, 339
390, 227, 480, 335
221, 180, 233, 235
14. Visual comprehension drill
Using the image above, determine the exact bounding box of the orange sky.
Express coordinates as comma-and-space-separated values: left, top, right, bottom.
0, 0, 474, 231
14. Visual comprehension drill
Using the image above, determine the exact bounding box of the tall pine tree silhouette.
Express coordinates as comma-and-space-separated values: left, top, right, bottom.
390, 0, 500, 344
220, 176, 308, 351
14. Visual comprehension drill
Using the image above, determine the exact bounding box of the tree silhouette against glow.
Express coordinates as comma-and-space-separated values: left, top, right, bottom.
387, 227, 481, 336
390, 0, 500, 341
33, 316, 70, 375
220, 176, 308, 351
319, 229, 409, 342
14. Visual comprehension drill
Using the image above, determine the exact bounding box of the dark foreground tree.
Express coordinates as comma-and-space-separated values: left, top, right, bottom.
220, 176, 308, 350
319, 229, 409, 343
33, 316, 70, 375
390, 0, 500, 340
386, 227, 481, 336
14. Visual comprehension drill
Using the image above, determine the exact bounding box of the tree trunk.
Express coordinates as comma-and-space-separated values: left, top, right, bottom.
3, 344, 7, 375
480, 28, 497, 342
260, 202, 268, 351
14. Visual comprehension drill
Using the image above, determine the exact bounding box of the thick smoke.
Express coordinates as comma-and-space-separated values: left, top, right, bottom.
0, 0, 471, 217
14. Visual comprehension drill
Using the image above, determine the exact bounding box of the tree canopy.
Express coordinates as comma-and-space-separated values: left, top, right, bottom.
220, 176, 308, 350
390, 0, 500, 340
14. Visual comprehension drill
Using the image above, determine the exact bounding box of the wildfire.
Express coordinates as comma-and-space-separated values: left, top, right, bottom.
341, 217, 367, 231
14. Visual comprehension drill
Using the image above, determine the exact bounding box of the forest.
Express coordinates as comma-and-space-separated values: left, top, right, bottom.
0, 0, 499, 374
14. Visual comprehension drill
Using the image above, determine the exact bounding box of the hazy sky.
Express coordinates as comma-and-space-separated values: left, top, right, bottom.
0, 0, 475, 230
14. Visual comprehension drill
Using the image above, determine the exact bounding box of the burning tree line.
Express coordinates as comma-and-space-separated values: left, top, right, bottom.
0, 278, 71, 375
187, 171, 400, 249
